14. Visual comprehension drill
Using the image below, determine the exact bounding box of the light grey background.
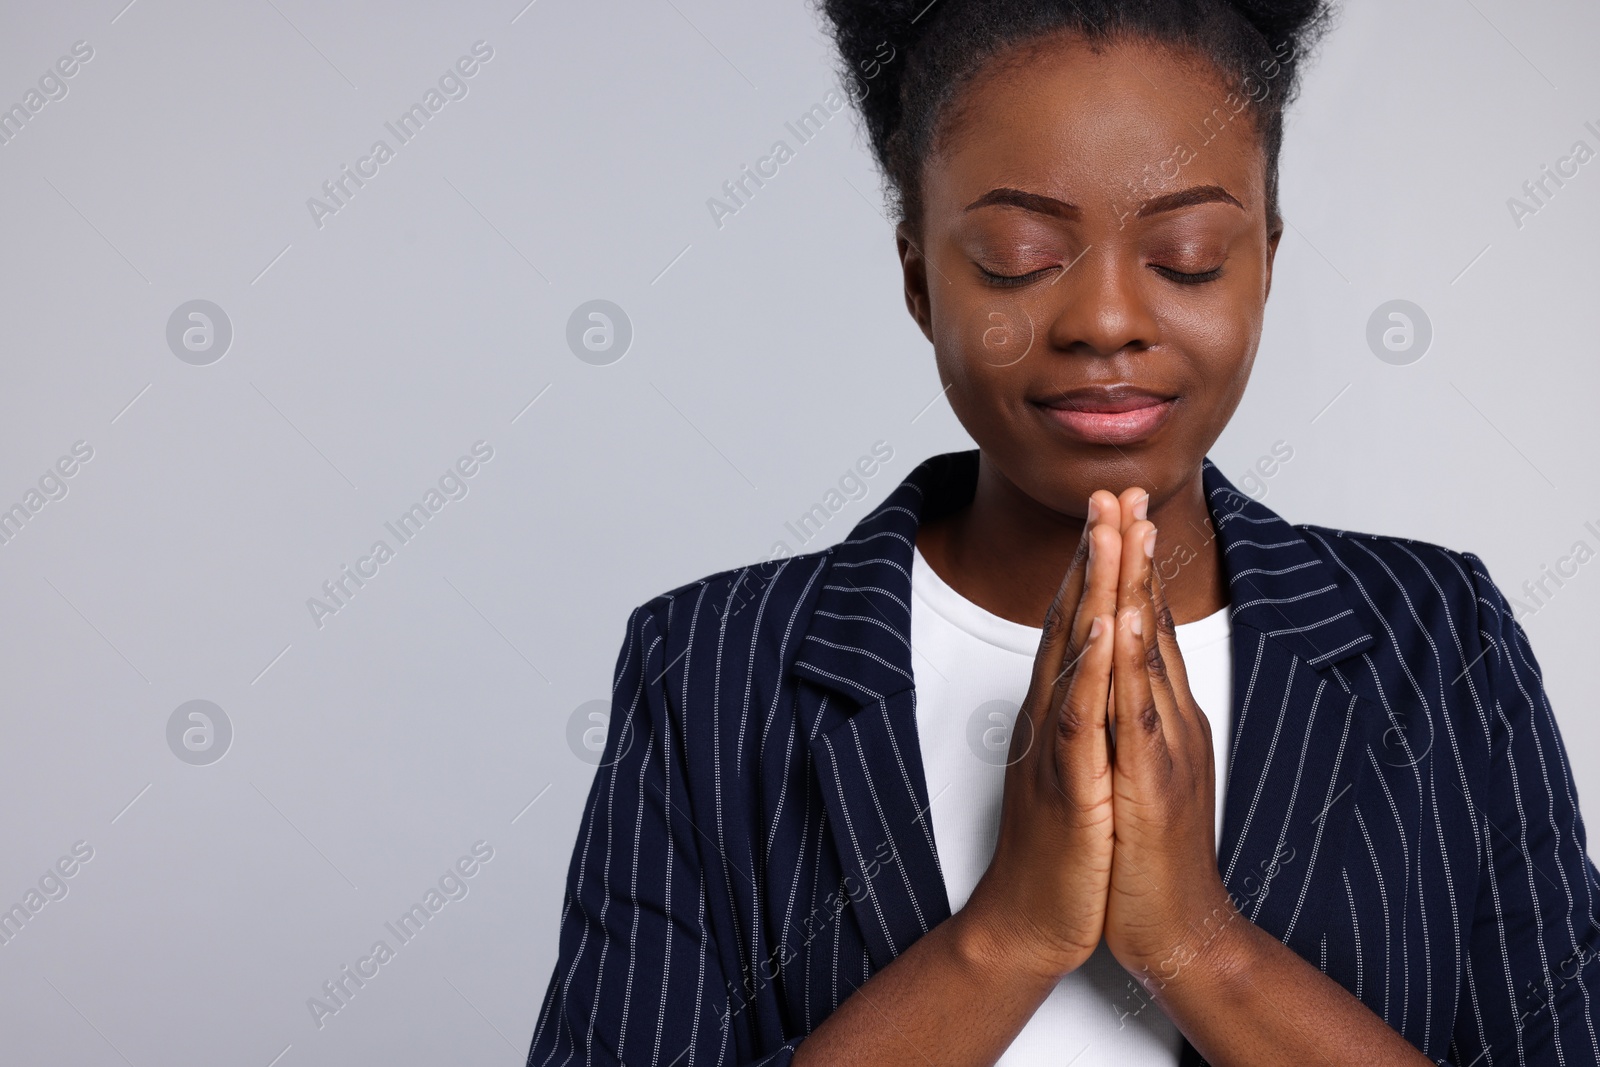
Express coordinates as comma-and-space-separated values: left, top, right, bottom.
0, 0, 1595, 1063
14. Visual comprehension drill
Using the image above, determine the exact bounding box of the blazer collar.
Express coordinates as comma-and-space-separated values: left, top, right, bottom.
791, 448, 1376, 703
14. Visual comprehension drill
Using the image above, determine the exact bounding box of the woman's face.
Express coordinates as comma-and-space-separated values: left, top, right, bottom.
902, 32, 1282, 516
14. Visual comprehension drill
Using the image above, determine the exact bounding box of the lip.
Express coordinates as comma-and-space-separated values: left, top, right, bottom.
1033, 386, 1177, 446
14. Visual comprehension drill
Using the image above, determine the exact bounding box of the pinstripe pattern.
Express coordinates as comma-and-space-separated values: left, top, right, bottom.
526, 450, 1600, 1066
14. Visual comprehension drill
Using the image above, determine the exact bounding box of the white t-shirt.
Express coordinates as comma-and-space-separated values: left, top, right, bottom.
908, 544, 1232, 1064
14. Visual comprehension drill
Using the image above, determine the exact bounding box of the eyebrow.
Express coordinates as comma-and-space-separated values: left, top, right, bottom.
1136, 185, 1244, 217
963, 183, 1244, 219
964, 188, 1078, 218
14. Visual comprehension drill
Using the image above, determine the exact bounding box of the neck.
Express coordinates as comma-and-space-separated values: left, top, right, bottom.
915, 452, 1229, 628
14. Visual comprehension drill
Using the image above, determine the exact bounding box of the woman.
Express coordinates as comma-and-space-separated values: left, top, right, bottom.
527, 1, 1600, 1063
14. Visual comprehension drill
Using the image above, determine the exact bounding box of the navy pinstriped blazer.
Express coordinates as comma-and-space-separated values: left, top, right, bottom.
527, 450, 1600, 1066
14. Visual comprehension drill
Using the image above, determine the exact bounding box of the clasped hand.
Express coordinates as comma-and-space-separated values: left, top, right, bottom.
962, 487, 1236, 994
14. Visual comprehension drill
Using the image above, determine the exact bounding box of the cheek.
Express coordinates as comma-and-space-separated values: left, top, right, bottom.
968, 302, 1041, 369
932, 296, 1041, 404
1151, 280, 1263, 390
1163, 302, 1255, 361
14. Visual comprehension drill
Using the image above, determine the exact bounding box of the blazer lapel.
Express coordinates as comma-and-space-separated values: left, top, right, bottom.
789, 452, 977, 968
1203, 461, 1388, 962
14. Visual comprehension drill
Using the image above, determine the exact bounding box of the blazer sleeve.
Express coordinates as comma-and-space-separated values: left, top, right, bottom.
526, 603, 801, 1067
1447, 553, 1600, 1064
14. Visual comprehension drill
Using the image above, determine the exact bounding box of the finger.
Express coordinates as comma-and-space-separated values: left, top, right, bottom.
1116, 518, 1156, 624
1027, 493, 1111, 725
1147, 548, 1194, 711
1119, 520, 1189, 747
1117, 486, 1149, 534
1113, 606, 1171, 780
1135, 532, 1199, 759
1142, 562, 1217, 843
1064, 508, 1123, 686
1051, 612, 1114, 808
1138, 529, 1208, 759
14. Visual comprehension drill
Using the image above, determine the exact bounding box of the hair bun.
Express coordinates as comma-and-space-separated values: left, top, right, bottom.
817, 0, 930, 171
1223, 0, 1334, 57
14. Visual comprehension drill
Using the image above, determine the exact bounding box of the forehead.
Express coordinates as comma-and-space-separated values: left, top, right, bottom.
925, 32, 1268, 217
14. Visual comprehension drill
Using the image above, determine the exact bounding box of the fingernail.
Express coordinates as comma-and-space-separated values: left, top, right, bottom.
1087, 496, 1101, 524
1089, 616, 1104, 640
1144, 528, 1156, 559
1134, 492, 1149, 521
1131, 612, 1143, 636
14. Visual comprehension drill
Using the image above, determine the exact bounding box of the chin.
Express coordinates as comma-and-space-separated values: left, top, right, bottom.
1012, 437, 1192, 512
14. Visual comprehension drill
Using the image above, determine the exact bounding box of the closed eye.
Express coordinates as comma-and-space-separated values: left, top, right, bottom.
979, 265, 1055, 288
1152, 264, 1224, 285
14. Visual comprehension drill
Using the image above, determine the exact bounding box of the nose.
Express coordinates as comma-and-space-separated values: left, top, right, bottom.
1042, 245, 1159, 358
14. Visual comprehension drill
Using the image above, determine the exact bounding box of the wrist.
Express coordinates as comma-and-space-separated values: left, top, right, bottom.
1193, 902, 1264, 995
1139, 892, 1260, 1004
947, 902, 1069, 994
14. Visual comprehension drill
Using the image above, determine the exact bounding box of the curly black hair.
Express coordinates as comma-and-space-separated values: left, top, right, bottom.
819, 0, 1335, 230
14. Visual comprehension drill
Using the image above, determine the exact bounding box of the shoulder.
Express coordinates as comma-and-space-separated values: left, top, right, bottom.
623, 546, 839, 688
1298, 522, 1481, 603
1292, 522, 1516, 677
